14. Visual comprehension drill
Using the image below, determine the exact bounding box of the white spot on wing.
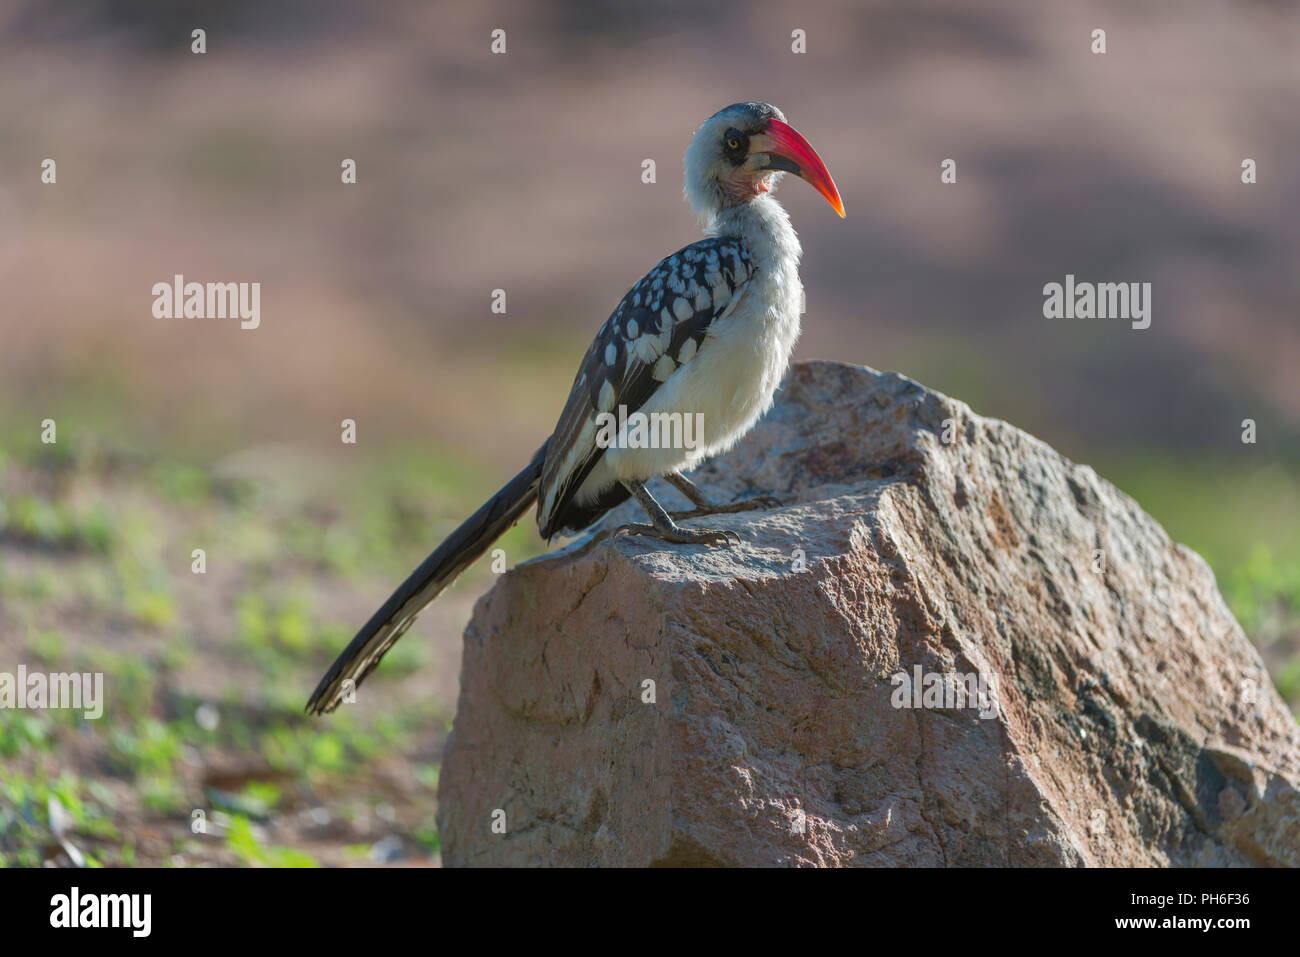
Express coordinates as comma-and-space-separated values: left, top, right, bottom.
653, 325, 672, 354
631, 334, 660, 364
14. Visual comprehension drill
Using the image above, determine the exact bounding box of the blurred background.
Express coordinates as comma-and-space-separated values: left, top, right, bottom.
0, 0, 1296, 866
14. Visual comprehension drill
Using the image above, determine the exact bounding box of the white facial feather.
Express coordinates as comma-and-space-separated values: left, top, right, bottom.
682, 102, 787, 224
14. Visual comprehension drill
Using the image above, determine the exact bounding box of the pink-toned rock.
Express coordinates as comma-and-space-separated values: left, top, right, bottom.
436, 360, 1300, 866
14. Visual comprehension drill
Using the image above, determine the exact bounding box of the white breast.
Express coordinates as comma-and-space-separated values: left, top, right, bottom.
578, 195, 804, 498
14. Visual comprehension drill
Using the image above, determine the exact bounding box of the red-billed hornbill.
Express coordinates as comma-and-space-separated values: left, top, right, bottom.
307, 102, 843, 714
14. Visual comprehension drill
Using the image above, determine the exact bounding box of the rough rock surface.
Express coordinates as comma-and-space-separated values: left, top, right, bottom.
436, 361, 1300, 867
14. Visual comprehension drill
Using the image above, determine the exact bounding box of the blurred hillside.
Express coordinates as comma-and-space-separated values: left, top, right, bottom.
1, 0, 1298, 458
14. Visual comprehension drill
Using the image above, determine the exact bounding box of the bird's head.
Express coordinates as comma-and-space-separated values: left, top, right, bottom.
684, 101, 845, 222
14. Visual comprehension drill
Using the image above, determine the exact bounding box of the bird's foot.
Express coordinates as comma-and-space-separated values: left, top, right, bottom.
614, 522, 740, 547
669, 494, 781, 521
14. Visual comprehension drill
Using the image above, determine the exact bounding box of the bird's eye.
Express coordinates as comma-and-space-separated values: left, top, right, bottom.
726, 136, 740, 150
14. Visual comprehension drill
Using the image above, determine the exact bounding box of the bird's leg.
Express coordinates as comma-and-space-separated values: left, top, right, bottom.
615, 480, 740, 546
665, 471, 781, 520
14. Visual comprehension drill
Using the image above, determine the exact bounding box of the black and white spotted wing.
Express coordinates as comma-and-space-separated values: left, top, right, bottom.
537, 237, 755, 539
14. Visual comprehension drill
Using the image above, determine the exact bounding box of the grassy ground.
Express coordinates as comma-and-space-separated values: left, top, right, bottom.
0, 422, 1296, 868
0, 424, 548, 868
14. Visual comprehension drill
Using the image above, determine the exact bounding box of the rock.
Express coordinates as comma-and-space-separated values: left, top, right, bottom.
435, 361, 1300, 867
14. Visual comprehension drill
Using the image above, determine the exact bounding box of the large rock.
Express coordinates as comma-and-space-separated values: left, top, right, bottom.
436, 361, 1300, 866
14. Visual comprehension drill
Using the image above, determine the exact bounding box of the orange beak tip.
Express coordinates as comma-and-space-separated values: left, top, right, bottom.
763, 118, 845, 220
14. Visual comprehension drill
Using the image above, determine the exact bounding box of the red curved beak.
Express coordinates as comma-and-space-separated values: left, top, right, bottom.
752, 118, 846, 218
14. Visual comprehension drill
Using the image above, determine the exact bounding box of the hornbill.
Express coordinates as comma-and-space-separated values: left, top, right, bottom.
306, 102, 844, 715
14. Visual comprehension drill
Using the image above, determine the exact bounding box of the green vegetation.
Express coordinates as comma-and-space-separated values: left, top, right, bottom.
225, 814, 317, 868
0, 426, 474, 867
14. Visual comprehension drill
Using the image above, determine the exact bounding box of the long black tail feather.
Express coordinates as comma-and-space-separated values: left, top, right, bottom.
305, 443, 548, 715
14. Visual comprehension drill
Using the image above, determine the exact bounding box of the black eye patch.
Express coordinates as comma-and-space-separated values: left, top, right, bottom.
722, 127, 749, 164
